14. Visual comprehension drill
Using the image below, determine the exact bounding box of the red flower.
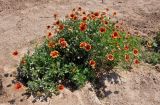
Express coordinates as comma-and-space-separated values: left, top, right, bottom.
125, 54, 130, 62
82, 16, 87, 21
80, 42, 87, 48
48, 41, 56, 48
107, 54, 114, 61
70, 13, 75, 19
54, 20, 60, 25
58, 24, 64, 30
99, 27, 106, 33
124, 45, 129, 50
79, 22, 87, 32
12, 50, 18, 56
58, 38, 65, 44
103, 20, 108, 25
134, 59, 140, 64
84, 43, 92, 51
50, 50, 59, 58
111, 32, 119, 39
15, 82, 22, 90
89, 60, 96, 69
60, 40, 68, 48
58, 38, 68, 48
58, 84, 64, 91
47, 32, 53, 38
94, 12, 99, 17
133, 48, 139, 56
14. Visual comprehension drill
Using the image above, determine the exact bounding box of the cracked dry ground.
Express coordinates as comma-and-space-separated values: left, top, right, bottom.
0, 0, 160, 105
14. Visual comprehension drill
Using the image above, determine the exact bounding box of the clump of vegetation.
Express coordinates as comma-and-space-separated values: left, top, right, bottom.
17, 7, 142, 96
142, 32, 160, 65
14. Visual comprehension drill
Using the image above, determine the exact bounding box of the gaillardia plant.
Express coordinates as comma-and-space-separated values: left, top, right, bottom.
17, 7, 142, 96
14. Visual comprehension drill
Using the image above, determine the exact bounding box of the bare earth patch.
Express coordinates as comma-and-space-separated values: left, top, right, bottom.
0, 0, 160, 105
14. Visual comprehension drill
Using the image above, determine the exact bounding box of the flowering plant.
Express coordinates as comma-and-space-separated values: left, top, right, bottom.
17, 7, 142, 96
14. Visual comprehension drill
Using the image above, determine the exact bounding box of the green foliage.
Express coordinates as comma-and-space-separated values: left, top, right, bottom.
17, 8, 142, 95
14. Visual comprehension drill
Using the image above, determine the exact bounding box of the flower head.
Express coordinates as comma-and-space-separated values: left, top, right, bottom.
89, 60, 96, 69
58, 84, 64, 91
134, 59, 140, 64
79, 22, 87, 32
12, 50, 18, 56
99, 27, 106, 33
111, 32, 119, 39
58, 38, 68, 48
80, 42, 87, 48
82, 16, 87, 21
133, 48, 139, 56
107, 54, 114, 61
58, 24, 64, 30
60, 40, 68, 48
50, 50, 59, 58
94, 12, 99, 17
58, 38, 65, 44
124, 45, 129, 50
15, 82, 22, 90
84, 43, 92, 51
125, 54, 130, 62
47, 32, 53, 38
48, 41, 56, 48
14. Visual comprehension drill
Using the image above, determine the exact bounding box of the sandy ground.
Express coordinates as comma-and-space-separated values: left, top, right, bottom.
0, 0, 160, 105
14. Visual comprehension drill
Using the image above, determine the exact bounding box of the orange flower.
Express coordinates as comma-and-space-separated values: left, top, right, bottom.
111, 32, 119, 39
134, 59, 140, 64
94, 12, 99, 17
99, 27, 106, 33
103, 20, 108, 25
80, 42, 87, 48
58, 24, 64, 30
107, 54, 114, 61
73, 15, 78, 20
60, 40, 68, 48
133, 48, 139, 56
124, 45, 129, 50
47, 32, 53, 38
15, 82, 22, 90
58, 38, 65, 44
113, 12, 117, 16
125, 54, 130, 62
79, 22, 87, 32
70, 13, 75, 19
48, 41, 56, 48
50, 50, 59, 58
58, 84, 64, 91
82, 16, 87, 21
89, 60, 96, 69
12, 50, 18, 56
54, 20, 60, 25
84, 43, 92, 51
